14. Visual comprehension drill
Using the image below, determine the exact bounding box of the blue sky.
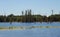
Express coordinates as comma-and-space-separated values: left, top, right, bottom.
0, 0, 60, 16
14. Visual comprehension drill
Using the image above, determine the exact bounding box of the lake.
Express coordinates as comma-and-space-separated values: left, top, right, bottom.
0, 22, 60, 37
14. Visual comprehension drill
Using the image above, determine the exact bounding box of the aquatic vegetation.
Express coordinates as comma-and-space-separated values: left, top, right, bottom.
0, 26, 60, 30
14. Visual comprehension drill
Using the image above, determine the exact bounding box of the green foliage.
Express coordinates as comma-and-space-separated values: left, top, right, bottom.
0, 10, 60, 22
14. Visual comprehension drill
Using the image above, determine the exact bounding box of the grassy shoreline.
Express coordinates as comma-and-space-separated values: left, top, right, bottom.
0, 26, 60, 30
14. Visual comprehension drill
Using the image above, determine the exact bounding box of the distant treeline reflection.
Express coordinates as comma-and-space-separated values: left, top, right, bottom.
0, 9, 60, 22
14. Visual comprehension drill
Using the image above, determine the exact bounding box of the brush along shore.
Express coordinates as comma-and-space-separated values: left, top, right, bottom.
0, 26, 60, 30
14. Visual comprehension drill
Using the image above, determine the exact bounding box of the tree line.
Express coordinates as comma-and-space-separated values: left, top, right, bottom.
0, 9, 60, 22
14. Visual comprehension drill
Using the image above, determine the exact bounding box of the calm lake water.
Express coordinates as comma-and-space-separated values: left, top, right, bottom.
0, 22, 60, 37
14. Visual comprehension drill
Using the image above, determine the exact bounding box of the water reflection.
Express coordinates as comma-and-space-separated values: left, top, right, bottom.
0, 28, 60, 37
0, 22, 60, 26
0, 22, 60, 37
